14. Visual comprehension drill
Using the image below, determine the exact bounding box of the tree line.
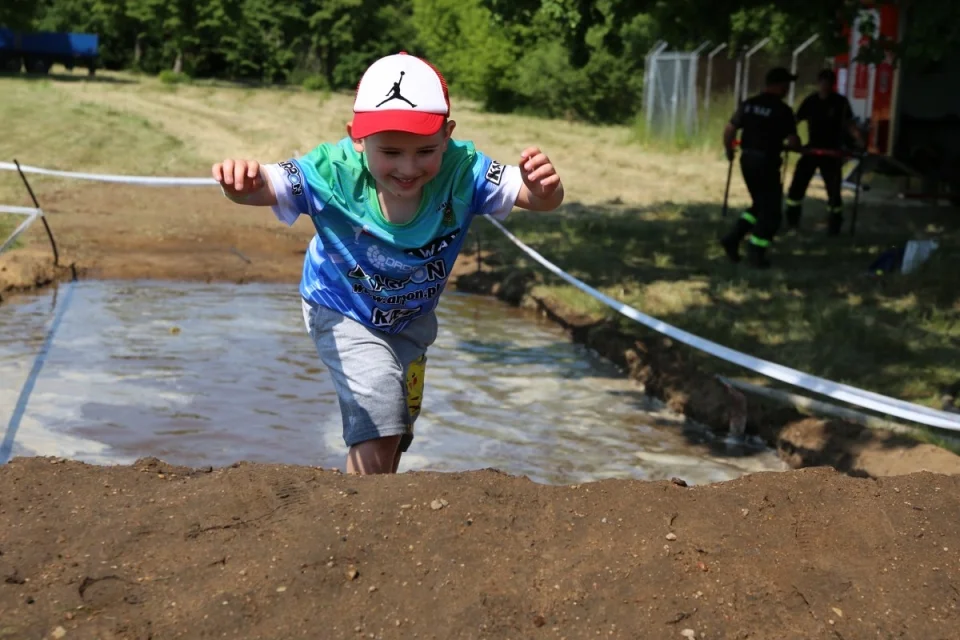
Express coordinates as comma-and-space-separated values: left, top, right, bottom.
2, 0, 956, 125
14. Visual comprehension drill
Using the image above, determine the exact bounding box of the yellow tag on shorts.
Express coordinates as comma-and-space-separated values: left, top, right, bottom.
406, 354, 427, 424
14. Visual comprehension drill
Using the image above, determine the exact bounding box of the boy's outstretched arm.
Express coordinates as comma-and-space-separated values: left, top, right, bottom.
514, 147, 564, 212
212, 159, 279, 207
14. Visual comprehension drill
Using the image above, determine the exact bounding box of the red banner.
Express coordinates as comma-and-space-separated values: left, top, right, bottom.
831, 2, 900, 154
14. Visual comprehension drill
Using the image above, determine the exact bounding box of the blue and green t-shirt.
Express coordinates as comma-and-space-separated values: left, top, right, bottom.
263, 137, 523, 334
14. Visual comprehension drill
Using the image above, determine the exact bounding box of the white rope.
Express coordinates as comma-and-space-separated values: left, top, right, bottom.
0, 162, 216, 186
483, 215, 960, 432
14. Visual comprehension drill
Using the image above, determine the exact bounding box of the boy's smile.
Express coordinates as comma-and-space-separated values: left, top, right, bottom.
387, 173, 423, 193
349, 122, 456, 203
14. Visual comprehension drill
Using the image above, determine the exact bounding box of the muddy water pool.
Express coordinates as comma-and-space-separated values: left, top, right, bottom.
0, 280, 785, 484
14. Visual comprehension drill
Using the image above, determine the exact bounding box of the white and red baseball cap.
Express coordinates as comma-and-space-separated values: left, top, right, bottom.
351, 52, 450, 138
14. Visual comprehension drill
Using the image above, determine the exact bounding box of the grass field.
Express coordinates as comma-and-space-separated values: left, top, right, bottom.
2, 67, 958, 418
0, 68, 739, 205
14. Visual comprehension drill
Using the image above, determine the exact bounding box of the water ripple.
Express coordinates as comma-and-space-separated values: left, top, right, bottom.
0, 280, 785, 484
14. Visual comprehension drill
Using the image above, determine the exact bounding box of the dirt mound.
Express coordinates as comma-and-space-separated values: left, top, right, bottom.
1, 457, 958, 639
0, 248, 76, 303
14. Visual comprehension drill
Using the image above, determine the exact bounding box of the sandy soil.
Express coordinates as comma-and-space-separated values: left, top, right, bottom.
2, 183, 960, 639
1, 458, 958, 640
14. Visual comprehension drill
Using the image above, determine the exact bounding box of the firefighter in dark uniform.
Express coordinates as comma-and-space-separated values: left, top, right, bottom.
785, 68, 864, 235
720, 67, 801, 268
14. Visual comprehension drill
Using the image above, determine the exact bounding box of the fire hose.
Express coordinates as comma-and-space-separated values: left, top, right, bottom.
722, 141, 866, 236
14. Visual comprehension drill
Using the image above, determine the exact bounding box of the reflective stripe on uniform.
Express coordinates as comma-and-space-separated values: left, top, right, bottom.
748, 235, 770, 247
741, 211, 757, 224
786, 198, 802, 207
828, 205, 843, 213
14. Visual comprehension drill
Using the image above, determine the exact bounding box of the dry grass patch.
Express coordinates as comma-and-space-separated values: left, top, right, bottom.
1, 68, 750, 209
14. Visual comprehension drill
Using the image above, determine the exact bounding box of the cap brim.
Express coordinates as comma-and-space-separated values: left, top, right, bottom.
351, 111, 446, 138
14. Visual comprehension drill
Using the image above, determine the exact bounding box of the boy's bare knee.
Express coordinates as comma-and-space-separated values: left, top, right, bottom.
347, 435, 403, 475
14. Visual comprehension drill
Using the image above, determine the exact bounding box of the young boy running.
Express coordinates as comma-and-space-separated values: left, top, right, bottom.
212, 52, 564, 476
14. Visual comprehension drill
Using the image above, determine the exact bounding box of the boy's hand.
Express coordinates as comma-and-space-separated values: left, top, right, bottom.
212, 159, 278, 206
519, 147, 562, 200
212, 159, 264, 196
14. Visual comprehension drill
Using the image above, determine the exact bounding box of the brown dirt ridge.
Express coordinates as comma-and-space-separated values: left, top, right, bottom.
1, 457, 959, 640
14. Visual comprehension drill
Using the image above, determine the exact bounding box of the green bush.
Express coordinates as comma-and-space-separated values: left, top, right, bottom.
512, 42, 589, 120
301, 74, 329, 92
158, 70, 189, 85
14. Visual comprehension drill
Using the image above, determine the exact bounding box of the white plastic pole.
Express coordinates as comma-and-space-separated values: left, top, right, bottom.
688, 42, 710, 134
705, 43, 727, 114
671, 53, 682, 135
642, 39, 661, 121
644, 41, 668, 130
789, 34, 820, 105
733, 55, 743, 106
743, 37, 770, 100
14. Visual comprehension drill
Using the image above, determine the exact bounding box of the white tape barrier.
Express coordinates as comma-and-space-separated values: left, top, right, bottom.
484, 216, 960, 432
0, 162, 216, 186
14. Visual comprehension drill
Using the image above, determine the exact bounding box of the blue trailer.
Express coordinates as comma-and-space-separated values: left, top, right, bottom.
0, 29, 99, 75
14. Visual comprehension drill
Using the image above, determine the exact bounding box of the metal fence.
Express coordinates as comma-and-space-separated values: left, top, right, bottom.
643, 41, 706, 139
643, 36, 829, 139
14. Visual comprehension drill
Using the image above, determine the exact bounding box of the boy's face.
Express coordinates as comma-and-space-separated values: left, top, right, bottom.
350, 121, 456, 199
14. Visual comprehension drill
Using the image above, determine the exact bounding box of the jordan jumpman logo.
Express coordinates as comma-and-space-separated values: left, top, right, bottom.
376, 72, 417, 108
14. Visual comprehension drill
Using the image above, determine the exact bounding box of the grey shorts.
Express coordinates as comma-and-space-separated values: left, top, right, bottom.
301, 299, 438, 452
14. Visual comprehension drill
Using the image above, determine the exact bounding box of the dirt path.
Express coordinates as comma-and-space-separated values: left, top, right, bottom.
1, 183, 324, 293
2, 457, 958, 640
0, 182, 486, 295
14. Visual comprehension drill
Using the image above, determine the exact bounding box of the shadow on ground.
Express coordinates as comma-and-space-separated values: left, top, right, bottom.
1, 70, 316, 93
0, 71, 138, 85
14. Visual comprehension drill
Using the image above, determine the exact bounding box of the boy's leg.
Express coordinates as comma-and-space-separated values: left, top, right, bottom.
303, 300, 436, 475
347, 435, 403, 475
